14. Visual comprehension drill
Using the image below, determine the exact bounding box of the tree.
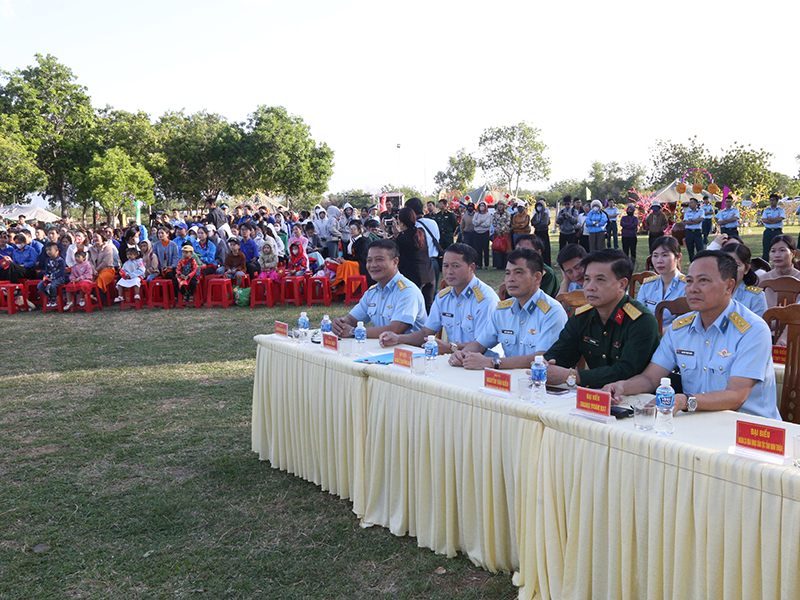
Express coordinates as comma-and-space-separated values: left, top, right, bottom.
239, 105, 334, 204
79, 147, 154, 227
586, 161, 646, 200
380, 184, 424, 201
709, 143, 775, 196
0, 115, 46, 202
648, 137, 712, 190
433, 149, 476, 193
335, 188, 373, 206
0, 54, 96, 216
478, 122, 551, 197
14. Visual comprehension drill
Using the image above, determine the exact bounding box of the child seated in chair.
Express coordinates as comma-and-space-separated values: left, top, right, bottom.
64, 250, 93, 309
175, 243, 199, 302
115, 246, 145, 302
220, 237, 247, 287
37, 241, 68, 308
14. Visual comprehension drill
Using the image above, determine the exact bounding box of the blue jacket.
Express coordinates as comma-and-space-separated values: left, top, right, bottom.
43, 256, 68, 283
12, 244, 38, 268
173, 234, 197, 252
586, 210, 609, 233
197, 241, 217, 266
0, 245, 13, 258
153, 240, 180, 270
240, 238, 259, 262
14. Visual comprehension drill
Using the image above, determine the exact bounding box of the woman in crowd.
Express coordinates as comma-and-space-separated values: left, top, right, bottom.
393, 207, 434, 301
620, 204, 639, 264
491, 201, 512, 269
195, 226, 217, 277
636, 235, 686, 330
511, 203, 531, 247
65, 231, 90, 268
472, 200, 492, 269
531, 199, 551, 265
758, 234, 800, 309
88, 231, 116, 301
722, 241, 767, 317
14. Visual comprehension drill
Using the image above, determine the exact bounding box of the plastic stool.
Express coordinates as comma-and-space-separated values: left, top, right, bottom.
41, 285, 66, 313
251, 278, 279, 308
345, 275, 368, 306
0, 283, 26, 315
147, 278, 175, 310
71, 283, 103, 313
24, 279, 42, 307
307, 276, 332, 307
119, 281, 147, 311
206, 277, 234, 308
281, 276, 305, 306
176, 281, 204, 309
104, 280, 119, 307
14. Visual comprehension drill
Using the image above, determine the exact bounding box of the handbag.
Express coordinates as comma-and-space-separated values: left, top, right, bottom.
492, 235, 508, 253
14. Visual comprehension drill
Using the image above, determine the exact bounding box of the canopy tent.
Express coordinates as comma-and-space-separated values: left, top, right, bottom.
0, 203, 61, 223
654, 178, 721, 205
463, 184, 494, 205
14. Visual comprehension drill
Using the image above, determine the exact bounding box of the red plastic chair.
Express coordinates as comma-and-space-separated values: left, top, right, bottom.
24, 279, 42, 307
251, 278, 279, 308
345, 275, 368, 306
0, 283, 26, 315
281, 276, 305, 306
104, 280, 118, 307
307, 276, 332, 307
147, 278, 175, 310
71, 282, 103, 313
176, 280, 204, 309
41, 285, 67, 313
119, 281, 147, 311
206, 277, 234, 309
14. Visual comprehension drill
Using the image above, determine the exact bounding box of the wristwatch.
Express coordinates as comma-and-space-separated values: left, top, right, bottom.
684, 394, 698, 412
566, 368, 577, 387
492, 357, 502, 369
450, 342, 459, 353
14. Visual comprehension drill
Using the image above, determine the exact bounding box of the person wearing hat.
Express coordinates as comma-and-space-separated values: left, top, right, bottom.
175, 243, 200, 302
644, 200, 669, 252
173, 222, 197, 252
586, 200, 609, 252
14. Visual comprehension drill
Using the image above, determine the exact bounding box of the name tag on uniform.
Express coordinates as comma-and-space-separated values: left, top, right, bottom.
502, 329, 514, 335
368, 303, 376, 307
583, 336, 599, 346
645, 299, 656, 305
442, 312, 454, 318
676, 349, 694, 356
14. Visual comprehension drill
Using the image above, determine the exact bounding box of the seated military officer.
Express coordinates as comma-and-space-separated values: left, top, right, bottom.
543, 248, 661, 388
332, 239, 427, 338
448, 248, 568, 370
603, 250, 780, 420
378, 243, 499, 353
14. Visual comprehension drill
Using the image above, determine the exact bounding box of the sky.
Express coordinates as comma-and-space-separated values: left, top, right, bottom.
2, 0, 799, 201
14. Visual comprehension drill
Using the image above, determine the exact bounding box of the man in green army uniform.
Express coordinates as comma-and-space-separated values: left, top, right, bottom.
433, 199, 459, 250
543, 248, 660, 388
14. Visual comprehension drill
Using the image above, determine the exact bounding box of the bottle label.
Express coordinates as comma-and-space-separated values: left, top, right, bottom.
656, 392, 674, 409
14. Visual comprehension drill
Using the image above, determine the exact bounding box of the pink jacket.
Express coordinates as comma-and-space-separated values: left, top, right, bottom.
70, 261, 94, 282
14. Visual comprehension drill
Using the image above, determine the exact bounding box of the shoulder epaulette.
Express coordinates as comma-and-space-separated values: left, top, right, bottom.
472, 285, 485, 303
396, 280, 407, 291
745, 285, 763, 294
368, 284, 377, 290
678, 274, 687, 282
622, 302, 642, 321
643, 275, 659, 284
536, 298, 551, 314
672, 313, 696, 330
574, 303, 593, 315
497, 298, 514, 309
438, 286, 452, 298
729, 311, 752, 334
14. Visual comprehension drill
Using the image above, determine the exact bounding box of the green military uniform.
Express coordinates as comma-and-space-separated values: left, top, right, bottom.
433, 210, 459, 250
541, 262, 558, 298
543, 294, 660, 389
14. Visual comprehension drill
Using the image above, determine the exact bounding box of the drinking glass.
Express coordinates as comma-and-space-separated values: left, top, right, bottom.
633, 403, 656, 431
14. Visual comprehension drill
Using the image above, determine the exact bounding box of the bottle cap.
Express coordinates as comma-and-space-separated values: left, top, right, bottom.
323, 315, 329, 320
534, 355, 544, 364
427, 335, 435, 342
300, 312, 307, 317
357, 321, 364, 328
660, 377, 671, 387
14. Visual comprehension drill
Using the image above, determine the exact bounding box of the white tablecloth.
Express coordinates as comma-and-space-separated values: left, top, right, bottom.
252, 334, 800, 600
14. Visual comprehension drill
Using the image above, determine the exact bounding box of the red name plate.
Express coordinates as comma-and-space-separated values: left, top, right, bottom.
322, 332, 339, 352
484, 368, 512, 393
773, 345, 787, 365
275, 321, 288, 337
735, 420, 786, 457
576, 387, 611, 416
393, 347, 413, 369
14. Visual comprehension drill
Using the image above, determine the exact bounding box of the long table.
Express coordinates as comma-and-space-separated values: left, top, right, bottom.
252, 334, 800, 600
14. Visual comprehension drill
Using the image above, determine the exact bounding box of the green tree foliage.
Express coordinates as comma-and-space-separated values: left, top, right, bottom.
80, 147, 154, 226
478, 122, 551, 197
0, 54, 96, 216
0, 115, 46, 201
380, 183, 424, 201
335, 188, 373, 206
433, 148, 477, 193
647, 137, 711, 190
587, 161, 646, 200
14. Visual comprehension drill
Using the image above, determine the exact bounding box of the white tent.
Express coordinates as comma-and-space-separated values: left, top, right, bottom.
0, 203, 61, 223
654, 178, 721, 205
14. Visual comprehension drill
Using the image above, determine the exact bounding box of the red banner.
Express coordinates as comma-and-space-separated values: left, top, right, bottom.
393, 348, 413, 369
322, 333, 338, 352
773, 345, 787, 365
275, 321, 288, 337
576, 387, 611, 416
484, 368, 511, 393
735, 421, 786, 457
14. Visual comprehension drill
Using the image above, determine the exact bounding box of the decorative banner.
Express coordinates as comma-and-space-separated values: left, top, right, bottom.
393, 347, 413, 370
576, 387, 611, 417
773, 345, 787, 365
735, 420, 786, 457
322, 333, 339, 353
275, 321, 288, 337
484, 368, 511, 393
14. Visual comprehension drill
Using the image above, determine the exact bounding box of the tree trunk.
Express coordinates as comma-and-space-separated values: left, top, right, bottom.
81, 205, 87, 227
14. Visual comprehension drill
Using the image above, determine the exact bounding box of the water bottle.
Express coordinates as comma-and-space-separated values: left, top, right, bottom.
655, 377, 675, 436
298, 311, 309, 343
354, 321, 367, 356
531, 356, 547, 405
424, 335, 438, 377
320, 314, 332, 333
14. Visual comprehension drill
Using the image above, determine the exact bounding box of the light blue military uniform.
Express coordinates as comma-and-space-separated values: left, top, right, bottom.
651, 300, 780, 420
636, 272, 687, 327
568, 281, 583, 292
425, 276, 499, 345
476, 288, 568, 357
606, 206, 619, 222
761, 206, 785, 228
732, 282, 768, 317
349, 271, 427, 332
715, 207, 740, 230
683, 207, 704, 230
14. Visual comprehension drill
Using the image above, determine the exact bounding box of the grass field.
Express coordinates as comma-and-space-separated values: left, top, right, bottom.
1, 226, 794, 599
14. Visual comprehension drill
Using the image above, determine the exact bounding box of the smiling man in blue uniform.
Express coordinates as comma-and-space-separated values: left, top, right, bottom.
331, 239, 426, 338
448, 248, 567, 370
603, 250, 780, 420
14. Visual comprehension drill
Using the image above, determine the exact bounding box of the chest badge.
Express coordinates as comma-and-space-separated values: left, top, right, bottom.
717, 350, 732, 358
527, 328, 537, 335
613, 341, 621, 348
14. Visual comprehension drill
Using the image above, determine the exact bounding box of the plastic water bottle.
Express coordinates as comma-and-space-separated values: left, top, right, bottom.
298, 311, 309, 343
354, 321, 367, 356
320, 314, 332, 333
424, 335, 439, 377
655, 377, 675, 436
531, 356, 547, 405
